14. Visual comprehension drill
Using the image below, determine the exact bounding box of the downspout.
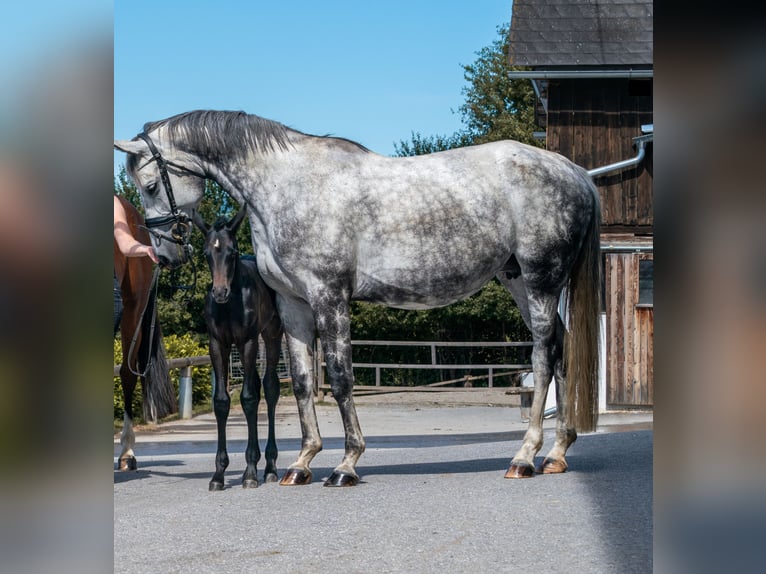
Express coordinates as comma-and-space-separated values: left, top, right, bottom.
587, 129, 653, 178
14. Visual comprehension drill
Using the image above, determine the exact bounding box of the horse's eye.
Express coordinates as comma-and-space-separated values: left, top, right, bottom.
145, 182, 158, 195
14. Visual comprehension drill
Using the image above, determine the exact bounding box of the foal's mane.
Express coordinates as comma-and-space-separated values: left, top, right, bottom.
137, 110, 369, 165
212, 216, 228, 232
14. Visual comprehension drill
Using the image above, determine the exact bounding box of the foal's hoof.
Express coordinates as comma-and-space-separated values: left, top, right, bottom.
279, 468, 312, 486
117, 456, 137, 471
324, 471, 359, 487
263, 472, 279, 484
540, 457, 568, 474
505, 462, 535, 479
209, 480, 225, 492
242, 478, 259, 489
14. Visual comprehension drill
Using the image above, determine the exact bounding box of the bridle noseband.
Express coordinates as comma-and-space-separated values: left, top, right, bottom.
136, 132, 203, 252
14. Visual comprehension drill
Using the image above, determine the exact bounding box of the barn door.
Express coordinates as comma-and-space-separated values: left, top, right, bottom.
605, 252, 654, 407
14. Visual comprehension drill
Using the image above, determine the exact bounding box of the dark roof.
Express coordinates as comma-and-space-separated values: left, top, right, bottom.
508, 0, 653, 68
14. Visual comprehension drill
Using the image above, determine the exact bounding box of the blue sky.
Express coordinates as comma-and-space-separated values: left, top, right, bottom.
115, 1, 513, 173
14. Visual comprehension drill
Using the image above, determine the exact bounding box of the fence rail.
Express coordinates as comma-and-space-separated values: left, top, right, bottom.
316, 340, 533, 392
115, 340, 534, 418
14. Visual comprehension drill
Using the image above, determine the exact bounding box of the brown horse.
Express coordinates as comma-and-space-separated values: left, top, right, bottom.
114, 195, 176, 471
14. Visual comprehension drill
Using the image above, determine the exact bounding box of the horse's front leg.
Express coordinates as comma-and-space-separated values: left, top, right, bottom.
315, 295, 365, 487
239, 337, 262, 488
261, 328, 283, 483
209, 337, 231, 491
278, 296, 322, 486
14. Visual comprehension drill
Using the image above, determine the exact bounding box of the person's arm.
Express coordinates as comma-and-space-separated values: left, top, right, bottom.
113, 196, 159, 263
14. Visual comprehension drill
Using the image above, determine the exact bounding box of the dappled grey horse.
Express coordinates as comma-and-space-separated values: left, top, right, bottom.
193, 206, 283, 490
115, 110, 601, 486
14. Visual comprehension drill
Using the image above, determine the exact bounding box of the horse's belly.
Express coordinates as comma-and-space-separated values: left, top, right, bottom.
353, 262, 498, 310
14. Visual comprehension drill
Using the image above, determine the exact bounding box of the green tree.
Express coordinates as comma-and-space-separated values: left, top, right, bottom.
395, 23, 541, 156
459, 24, 540, 146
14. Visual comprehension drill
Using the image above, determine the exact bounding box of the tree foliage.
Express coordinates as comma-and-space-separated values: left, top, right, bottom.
394, 23, 541, 156
459, 24, 540, 146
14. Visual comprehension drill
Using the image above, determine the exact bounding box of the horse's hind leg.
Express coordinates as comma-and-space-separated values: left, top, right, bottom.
239, 337, 263, 488
209, 338, 231, 491
261, 330, 283, 483
117, 366, 137, 471
497, 273, 559, 478
541, 316, 577, 474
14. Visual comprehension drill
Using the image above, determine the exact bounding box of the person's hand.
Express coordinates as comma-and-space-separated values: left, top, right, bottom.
138, 244, 159, 264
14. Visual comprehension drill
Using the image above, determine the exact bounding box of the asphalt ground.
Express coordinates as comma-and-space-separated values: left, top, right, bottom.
114, 390, 653, 573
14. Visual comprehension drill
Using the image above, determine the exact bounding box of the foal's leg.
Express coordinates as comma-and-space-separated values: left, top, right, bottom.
278, 296, 323, 486
209, 338, 231, 491
540, 317, 577, 474
315, 294, 365, 487
239, 337, 262, 488
261, 327, 283, 483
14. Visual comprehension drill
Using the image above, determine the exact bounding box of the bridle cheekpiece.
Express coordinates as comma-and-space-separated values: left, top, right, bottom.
136, 132, 199, 252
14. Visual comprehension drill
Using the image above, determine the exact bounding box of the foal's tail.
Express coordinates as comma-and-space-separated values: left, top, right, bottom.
139, 289, 177, 422
565, 190, 601, 433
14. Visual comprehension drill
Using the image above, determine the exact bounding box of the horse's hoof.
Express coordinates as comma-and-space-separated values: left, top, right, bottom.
263, 472, 279, 484
504, 462, 535, 479
279, 468, 312, 486
324, 471, 360, 487
540, 457, 568, 474
117, 456, 137, 471
242, 478, 259, 489
209, 480, 225, 492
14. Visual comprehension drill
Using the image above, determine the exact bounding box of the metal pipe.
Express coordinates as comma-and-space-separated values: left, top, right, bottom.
587, 133, 653, 178
179, 366, 193, 419
507, 69, 652, 79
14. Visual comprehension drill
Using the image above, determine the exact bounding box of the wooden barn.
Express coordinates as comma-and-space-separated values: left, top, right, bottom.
507, 0, 654, 411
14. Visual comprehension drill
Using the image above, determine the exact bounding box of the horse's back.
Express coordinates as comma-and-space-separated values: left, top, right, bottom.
349, 140, 597, 307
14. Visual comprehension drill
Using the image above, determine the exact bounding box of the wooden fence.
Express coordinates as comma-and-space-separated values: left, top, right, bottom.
114, 340, 534, 418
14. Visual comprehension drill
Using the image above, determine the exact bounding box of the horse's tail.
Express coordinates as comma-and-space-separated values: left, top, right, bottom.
139, 288, 177, 422
565, 187, 601, 433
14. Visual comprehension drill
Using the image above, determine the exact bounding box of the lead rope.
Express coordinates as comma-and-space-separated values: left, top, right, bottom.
126, 265, 161, 378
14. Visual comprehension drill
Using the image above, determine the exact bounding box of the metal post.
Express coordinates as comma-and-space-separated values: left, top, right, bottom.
488, 367, 494, 388
179, 366, 193, 419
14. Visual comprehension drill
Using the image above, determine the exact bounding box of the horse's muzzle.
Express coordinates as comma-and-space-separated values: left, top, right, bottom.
157, 243, 192, 270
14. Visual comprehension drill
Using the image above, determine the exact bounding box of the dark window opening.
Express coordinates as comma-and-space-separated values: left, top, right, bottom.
629, 79, 652, 97
638, 259, 653, 306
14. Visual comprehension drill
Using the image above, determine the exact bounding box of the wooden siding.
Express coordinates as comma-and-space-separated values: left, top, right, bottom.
605, 252, 654, 407
546, 78, 653, 230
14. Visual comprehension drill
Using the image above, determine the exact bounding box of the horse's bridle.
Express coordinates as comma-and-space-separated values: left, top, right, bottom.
136, 132, 203, 254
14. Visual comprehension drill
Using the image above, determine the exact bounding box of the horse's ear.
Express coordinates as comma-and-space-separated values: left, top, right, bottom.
191, 210, 209, 234
114, 139, 149, 155
229, 205, 248, 233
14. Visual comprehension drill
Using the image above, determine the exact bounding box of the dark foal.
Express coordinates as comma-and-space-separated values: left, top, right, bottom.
193, 207, 284, 490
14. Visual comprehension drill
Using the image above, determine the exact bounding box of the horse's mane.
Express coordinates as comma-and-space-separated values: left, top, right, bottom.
140, 110, 291, 164
133, 110, 368, 167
